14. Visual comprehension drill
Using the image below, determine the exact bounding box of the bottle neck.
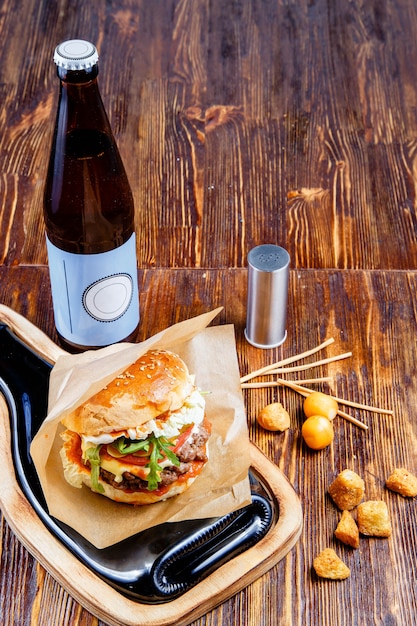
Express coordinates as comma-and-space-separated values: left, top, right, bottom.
57, 64, 99, 84
57, 65, 111, 133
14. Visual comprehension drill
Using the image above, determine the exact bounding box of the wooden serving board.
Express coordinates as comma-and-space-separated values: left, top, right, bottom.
0, 305, 303, 626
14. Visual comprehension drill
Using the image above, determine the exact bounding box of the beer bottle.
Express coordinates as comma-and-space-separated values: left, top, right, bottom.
43, 39, 140, 351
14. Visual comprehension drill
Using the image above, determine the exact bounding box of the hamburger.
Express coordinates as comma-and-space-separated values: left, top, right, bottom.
59, 349, 211, 505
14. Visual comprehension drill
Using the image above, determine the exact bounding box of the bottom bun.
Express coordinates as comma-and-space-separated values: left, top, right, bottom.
60, 430, 206, 506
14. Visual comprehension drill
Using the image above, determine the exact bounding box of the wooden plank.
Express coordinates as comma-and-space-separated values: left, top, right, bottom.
1, 1, 417, 269
1, 266, 417, 624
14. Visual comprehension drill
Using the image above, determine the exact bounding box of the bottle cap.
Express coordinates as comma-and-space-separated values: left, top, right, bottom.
244, 244, 290, 349
54, 39, 98, 70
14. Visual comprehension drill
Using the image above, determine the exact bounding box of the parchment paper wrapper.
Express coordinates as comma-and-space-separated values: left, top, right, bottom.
30, 308, 252, 548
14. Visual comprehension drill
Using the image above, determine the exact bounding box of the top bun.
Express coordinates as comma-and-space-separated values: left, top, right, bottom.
61, 349, 195, 437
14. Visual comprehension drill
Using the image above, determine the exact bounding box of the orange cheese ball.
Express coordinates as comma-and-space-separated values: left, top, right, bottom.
301, 415, 334, 450
303, 391, 338, 421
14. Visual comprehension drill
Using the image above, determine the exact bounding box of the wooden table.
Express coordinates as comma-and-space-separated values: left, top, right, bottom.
1, 1, 417, 624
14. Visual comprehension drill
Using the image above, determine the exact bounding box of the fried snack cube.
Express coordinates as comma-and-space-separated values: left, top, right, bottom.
313, 548, 350, 580
257, 402, 290, 432
386, 468, 417, 497
328, 469, 365, 510
334, 510, 360, 548
357, 500, 392, 537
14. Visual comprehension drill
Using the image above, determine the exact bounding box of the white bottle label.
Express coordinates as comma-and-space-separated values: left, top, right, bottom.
46, 233, 140, 347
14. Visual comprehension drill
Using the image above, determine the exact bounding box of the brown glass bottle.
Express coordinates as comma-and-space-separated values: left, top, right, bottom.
44, 40, 139, 351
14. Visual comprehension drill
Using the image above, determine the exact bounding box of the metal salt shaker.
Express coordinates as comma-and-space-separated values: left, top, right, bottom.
245, 244, 290, 349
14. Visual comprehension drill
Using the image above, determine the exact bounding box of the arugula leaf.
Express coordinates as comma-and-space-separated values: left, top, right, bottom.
158, 437, 181, 466
114, 437, 150, 455
147, 439, 161, 490
88, 435, 182, 492
146, 436, 181, 491
85, 445, 104, 493
113, 435, 181, 491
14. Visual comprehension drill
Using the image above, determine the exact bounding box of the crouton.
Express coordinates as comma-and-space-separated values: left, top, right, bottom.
385, 468, 417, 498
357, 500, 392, 537
313, 548, 350, 580
257, 402, 290, 432
334, 510, 360, 548
328, 469, 365, 511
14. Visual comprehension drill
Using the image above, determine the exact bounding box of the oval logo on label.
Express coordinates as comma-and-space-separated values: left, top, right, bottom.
82, 274, 133, 322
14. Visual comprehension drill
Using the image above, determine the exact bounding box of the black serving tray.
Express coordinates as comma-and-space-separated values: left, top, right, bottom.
0, 323, 276, 604
0, 307, 303, 625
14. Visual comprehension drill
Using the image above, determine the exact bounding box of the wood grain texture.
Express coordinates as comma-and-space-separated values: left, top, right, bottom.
2, 0, 417, 624
2, 0, 417, 269
1, 266, 417, 625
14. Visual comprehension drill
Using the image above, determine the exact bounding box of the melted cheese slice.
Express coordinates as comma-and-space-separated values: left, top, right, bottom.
96, 455, 149, 483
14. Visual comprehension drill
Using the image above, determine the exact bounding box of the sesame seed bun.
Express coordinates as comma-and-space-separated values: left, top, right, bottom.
61, 349, 195, 437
